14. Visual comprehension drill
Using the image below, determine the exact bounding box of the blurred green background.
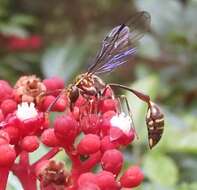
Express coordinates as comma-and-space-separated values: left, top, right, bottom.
0, 0, 197, 189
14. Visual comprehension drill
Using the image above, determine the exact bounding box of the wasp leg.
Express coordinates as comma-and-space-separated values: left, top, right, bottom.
117, 95, 139, 139
46, 89, 66, 113
108, 83, 151, 106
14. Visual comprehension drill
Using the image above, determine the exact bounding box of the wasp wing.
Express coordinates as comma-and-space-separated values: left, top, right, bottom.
88, 11, 151, 74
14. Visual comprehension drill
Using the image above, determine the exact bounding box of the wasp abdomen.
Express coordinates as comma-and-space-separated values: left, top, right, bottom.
146, 102, 164, 149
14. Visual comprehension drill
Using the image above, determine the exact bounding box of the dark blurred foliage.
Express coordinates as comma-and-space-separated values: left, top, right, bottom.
0, 0, 197, 190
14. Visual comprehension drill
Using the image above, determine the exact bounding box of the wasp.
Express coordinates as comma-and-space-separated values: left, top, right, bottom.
47, 11, 164, 149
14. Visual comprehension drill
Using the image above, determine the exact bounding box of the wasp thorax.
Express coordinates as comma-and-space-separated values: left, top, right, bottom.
146, 101, 164, 149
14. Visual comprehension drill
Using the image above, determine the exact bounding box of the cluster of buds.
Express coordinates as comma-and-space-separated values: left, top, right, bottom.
0, 33, 42, 51
0, 75, 144, 190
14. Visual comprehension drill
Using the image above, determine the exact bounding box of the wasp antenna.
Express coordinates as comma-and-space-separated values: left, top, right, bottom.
108, 83, 150, 104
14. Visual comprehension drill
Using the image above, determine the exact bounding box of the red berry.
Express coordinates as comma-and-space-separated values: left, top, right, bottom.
0, 80, 13, 102
53, 97, 67, 112
0, 137, 8, 145
120, 166, 144, 188
29, 35, 42, 49
3, 126, 20, 144
0, 144, 16, 166
41, 95, 56, 111
1, 99, 17, 115
41, 128, 60, 147
77, 134, 101, 155
43, 77, 64, 96
78, 183, 100, 190
100, 136, 118, 152
0, 130, 10, 143
54, 115, 78, 143
96, 171, 119, 190
78, 172, 97, 187
0, 109, 4, 122
101, 149, 123, 175
21, 136, 39, 152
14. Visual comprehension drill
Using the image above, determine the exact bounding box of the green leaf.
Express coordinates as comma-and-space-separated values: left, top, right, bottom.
29, 143, 49, 164
10, 14, 36, 26
7, 172, 23, 190
177, 183, 197, 190
0, 24, 28, 37
41, 39, 89, 81
143, 154, 179, 186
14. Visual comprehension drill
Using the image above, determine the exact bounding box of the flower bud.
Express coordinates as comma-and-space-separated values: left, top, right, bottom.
78, 172, 97, 187
100, 136, 118, 152
41, 95, 56, 111
41, 128, 60, 147
110, 113, 135, 145
0, 109, 4, 122
0, 144, 16, 166
21, 136, 39, 152
96, 171, 119, 190
78, 183, 100, 190
3, 126, 20, 144
1, 99, 17, 115
54, 115, 78, 144
77, 134, 100, 155
101, 149, 123, 175
120, 166, 144, 188
43, 77, 64, 96
0, 130, 10, 143
0, 80, 13, 102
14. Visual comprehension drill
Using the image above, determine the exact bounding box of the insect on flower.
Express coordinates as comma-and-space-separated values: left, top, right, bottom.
47, 11, 164, 149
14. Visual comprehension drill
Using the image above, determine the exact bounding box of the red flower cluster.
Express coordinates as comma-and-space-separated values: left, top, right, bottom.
0, 33, 42, 51
0, 76, 144, 190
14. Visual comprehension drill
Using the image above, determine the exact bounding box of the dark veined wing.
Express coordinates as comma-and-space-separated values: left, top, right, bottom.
87, 11, 151, 75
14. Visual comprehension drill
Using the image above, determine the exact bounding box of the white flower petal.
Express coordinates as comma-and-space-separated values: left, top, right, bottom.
110, 113, 132, 134
16, 102, 38, 121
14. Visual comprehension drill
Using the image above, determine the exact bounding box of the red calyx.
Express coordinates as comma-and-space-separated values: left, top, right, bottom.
43, 76, 64, 96
101, 149, 123, 175
120, 165, 144, 188
0, 144, 16, 166
54, 115, 78, 144
1, 99, 17, 116
96, 171, 119, 190
21, 136, 39, 152
0, 80, 13, 102
41, 128, 60, 147
77, 134, 101, 155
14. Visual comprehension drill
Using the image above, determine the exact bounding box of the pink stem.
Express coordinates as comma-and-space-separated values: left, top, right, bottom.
81, 151, 102, 172
0, 167, 10, 190
12, 152, 37, 190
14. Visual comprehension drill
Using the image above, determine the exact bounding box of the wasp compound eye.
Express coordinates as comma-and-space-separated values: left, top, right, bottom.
146, 101, 164, 149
